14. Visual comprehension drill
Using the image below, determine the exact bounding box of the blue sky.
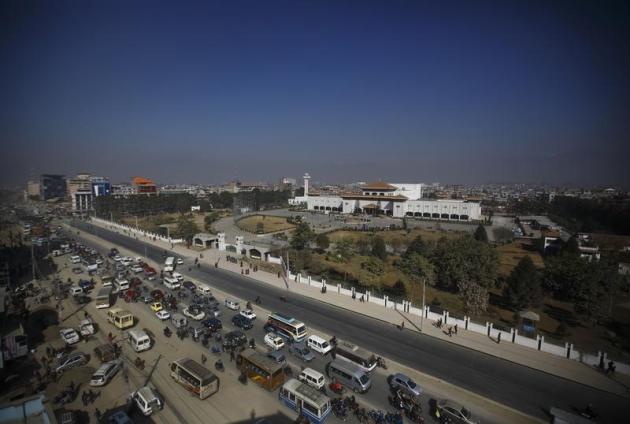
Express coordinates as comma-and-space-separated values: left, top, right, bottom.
1, 0, 628, 186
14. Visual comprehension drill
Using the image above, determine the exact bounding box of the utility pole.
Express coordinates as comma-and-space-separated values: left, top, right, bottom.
143, 354, 162, 387
420, 278, 426, 332
31, 243, 37, 284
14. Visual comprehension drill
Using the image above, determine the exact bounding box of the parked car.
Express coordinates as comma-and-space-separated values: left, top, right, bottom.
224, 299, 240, 311
156, 310, 171, 321
240, 309, 256, 320
90, 360, 121, 387
264, 333, 285, 350
389, 373, 423, 397
150, 302, 163, 312
176, 258, 184, 265
436, 399, 478, 424
223, 330, 247, 350
182, 281, 196, 291
201, 317, 222, 332
60, 328, 80, 345
288, 342, 315, 362
54, 352, 89, 374
183, 306, 206, 321
131, 385, 164, 416
231, 314, 253, 330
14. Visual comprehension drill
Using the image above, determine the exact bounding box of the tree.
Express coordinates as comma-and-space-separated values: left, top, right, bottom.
290, 222, 314, 250
332, 238, 354, 262
398, 253, 436, 286
386, 280, 407, 298
175, 214, 199, 242
315, 233, 330, 250
503, 256, 543, 310
356, 238, 371, 255
371, 236, 387, 260
360, 257, 384, 275
474, 225, 488, 243
403, 235, 428, 258
204, 211, 220, 233
432, 235, 499, 292
458, 279, 489, 315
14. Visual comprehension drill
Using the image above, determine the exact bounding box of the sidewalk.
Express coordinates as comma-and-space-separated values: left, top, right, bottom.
86, 219, 630, 398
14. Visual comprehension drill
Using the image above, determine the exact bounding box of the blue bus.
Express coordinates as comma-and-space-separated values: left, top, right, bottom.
279, 378, 331, 423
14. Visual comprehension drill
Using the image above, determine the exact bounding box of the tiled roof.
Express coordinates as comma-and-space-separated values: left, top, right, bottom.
362, 181, 397, 190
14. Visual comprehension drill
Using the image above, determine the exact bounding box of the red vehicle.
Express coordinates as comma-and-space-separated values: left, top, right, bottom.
151, 289, 164, 301
130, 277, 142, 288
125, 289, 140, 302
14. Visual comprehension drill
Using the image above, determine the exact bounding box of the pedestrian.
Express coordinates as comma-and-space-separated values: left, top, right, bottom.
607, 360, 616, 375
230, 350, 235, 362
95, 408, 102, 422
81, 391, 88, 406
401, 321, 405, 330
84, 311, 89, 319
448, 327, 453, 337
201, 354, 207, 365
497, 332, 502, 344
454, 324, 458, 334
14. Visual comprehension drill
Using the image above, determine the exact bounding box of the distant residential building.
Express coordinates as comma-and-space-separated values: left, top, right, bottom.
577, 233, 601, 262
66, 172, 92, 200
72, 189, 93, 213
91, 176, 111, 196
111, 184, 135, 196
132, 176, 158, 195
39, 174, 66, 200
281, 177, 297, 186
26, 180, 40, 198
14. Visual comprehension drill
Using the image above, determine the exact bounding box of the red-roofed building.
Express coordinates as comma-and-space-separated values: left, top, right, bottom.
132, 176, 158, 195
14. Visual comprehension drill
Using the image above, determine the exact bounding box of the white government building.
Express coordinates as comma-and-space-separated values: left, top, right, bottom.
290, 173, 481, 221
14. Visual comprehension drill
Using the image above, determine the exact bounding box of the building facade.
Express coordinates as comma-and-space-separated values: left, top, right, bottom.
292, 175, 481, 221
132, 176, 158, 195
39, 174, 66, 200
26, 181, 40, 198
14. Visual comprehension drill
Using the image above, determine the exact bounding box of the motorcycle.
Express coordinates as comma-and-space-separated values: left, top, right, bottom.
238, 372, 248, 385
215, 360, 224, 372
163, 327, 172, 338
211, 345, 221, 355
329, 381, 345, 395
134, 357, 146, 370
377, 356, 387, 369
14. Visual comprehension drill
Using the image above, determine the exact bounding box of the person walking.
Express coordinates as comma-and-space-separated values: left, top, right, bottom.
201, 353, 207, 365
401, 321, 405, 330
454, 324, 458, 334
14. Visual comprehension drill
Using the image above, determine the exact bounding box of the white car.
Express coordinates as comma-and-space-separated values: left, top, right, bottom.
171, 272, 184, 282
156, 310, 171, 321
176, 258, 184, 265
224, 299, 240, 311
183, 306, 205, 321
113, 255, 122, 262
59, 328, 80, 345
240, 309, 256, 320
132, 266, 144, 273
95, 258, 103, 265
264, 333, 285, 351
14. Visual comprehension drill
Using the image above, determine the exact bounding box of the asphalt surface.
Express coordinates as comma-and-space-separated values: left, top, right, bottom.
71, 219, 628, 423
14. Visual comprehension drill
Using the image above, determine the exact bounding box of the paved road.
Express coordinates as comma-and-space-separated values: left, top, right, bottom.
71, 220, 627, 423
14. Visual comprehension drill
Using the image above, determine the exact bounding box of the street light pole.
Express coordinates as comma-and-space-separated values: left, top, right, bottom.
420, 278, 426, 332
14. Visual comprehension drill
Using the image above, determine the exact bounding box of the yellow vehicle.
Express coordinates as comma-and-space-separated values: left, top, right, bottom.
237, 348, 285, 391
107, 308, 134, 330
150, 302, 163, 312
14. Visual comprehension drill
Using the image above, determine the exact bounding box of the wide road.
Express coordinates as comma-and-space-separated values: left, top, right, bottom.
71, 220, 627, 422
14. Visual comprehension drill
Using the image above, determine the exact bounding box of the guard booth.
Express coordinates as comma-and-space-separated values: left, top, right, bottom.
518, 310, 540, 335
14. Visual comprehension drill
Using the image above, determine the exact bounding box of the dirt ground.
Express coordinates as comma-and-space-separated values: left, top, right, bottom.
236, 215, 295, 234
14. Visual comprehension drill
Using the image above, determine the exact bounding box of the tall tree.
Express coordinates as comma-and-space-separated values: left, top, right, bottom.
332, 238, 354, 262
315, 233, 330, 250
474, 224, 488, 243
404, 235, 428, 258
290, 222, 314, 250
458, 279, 489, 315
398, 253, 436, 286
371, 235, 387, 260
175, 214, 199, 241
503, 256, 543, 310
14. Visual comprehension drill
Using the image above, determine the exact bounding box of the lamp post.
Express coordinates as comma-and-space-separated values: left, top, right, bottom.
420, 278, 426, 332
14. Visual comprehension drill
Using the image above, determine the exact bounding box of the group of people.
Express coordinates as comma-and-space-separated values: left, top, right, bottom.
81, 389, 99, 406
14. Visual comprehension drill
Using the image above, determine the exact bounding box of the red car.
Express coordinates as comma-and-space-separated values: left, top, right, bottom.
130, 277, 142, 288
125, 289, 140, 302
150, 289, 164, 301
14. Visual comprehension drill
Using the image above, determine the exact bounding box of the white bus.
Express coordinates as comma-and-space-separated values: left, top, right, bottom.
279, 378, 331, 423
164, 257, 175, 272
266, 313, 307, 342
334, 339, 377, 372
95, 287, 113, 309
170, 358, 219, 399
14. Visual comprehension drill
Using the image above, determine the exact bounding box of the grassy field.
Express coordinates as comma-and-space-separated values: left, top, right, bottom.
119, 212, 209, 234
237, 215, 295, 234
326, 228, 462, 245
496, 240, 544, 277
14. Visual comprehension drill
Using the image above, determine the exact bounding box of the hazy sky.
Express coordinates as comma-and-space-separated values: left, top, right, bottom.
1, 0, 629, 187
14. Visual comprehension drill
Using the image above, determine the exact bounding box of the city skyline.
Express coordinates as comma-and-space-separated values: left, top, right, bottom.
2, 0, 629, 187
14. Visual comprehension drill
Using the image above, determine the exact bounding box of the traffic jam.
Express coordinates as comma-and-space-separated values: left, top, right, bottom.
51, 229, 478, 424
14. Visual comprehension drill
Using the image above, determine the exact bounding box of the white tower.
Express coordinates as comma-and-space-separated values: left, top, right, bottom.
303, 173, 311, 198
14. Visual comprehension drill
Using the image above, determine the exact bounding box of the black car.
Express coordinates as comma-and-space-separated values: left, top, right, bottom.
183, 281, 196, 291
73, 295, 91, 305
201, 317, 222, 332
232, 314, 253, 330
223, 330, 247, 350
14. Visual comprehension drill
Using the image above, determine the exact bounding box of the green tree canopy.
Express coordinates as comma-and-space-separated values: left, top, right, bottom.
432, 235, 499, 291
398, 253, 436, 286
204, 211, 220, 233
175, 214, 199, 241
474, 224, 488, 243
371, 236, 387, 260
290, 222, 314, 250
315, 233, 330, 250
503, 256, 543, 311
403, 235, 428, 258
332, 237, 354, 262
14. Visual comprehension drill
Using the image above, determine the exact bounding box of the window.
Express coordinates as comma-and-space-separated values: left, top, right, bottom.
302, 401, 318, 415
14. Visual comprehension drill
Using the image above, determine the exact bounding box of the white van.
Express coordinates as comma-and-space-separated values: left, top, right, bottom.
128, 329, 151, 352
70, 255, 81, 264
132, 386, 164, 416
197, 284, 212, 295
298, 368, 326, 390
307, 335, 332, 355
69, 286, 84, 297
114, 278, 130, 293
163, 277, 181, 290
164, 257, 175, 272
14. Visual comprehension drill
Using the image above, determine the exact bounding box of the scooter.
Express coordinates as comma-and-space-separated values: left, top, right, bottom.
215, 360, 224, 372
163, 327, 172, 338
238, 372, 248, 385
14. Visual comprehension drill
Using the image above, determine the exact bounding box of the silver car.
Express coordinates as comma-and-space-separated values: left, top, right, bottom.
54, 352, 89, 375
389, 372, 423, 397
436, 399, 477, 424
